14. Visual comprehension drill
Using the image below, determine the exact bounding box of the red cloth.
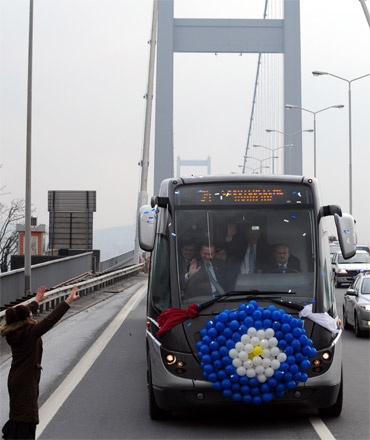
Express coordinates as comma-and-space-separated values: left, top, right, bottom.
156, 303, 199, 338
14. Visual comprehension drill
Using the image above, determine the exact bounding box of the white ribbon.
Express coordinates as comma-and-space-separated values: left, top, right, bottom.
299, 303, 339, 334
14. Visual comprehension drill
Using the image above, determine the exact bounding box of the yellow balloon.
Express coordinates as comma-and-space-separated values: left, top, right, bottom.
253, 345, 263, 356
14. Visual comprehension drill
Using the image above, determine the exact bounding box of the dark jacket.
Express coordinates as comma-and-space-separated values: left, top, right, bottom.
265, 255, 302, 273
184, 259, 233, 298
2, 301, 69, 424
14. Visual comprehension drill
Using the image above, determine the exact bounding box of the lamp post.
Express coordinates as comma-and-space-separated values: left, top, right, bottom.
312, 71, 370, 214
244, 156, 271, 174
253, 144, 293, 175
285, 104, 344, 178
266, 129, 314, 174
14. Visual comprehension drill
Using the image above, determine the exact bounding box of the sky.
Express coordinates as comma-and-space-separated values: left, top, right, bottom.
1, 0, 369, 246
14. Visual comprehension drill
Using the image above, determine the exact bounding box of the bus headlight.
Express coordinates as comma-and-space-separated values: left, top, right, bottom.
166, 354, 176, 365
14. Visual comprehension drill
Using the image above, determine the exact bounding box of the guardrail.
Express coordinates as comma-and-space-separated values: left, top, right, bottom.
0, 252, 94, 308
0, 263, 145, 319
99, 250, 134, 272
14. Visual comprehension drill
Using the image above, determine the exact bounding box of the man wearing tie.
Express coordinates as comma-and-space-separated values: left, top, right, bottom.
225, 223, 269, 274
185, 243, 230, 297
268, 243, 301, 273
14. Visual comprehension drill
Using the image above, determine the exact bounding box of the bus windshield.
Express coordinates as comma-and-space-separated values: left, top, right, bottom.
174, 183, 315, 306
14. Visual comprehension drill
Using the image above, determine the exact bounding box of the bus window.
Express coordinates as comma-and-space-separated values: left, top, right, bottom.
148, 235, 171, 311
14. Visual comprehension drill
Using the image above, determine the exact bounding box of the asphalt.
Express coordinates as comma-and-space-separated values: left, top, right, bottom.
0, 273, 148, 365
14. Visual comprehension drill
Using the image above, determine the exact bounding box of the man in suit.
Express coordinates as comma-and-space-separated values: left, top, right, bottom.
268, 243, 301, 273
178, 240, 196, 291
185, 242, 231, 297
225, 223, 271, 274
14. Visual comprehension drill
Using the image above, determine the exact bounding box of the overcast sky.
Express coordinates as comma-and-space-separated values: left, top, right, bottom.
1, 0, 369, 245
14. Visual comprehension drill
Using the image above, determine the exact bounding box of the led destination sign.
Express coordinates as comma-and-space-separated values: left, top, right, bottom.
175, 184, 312, 206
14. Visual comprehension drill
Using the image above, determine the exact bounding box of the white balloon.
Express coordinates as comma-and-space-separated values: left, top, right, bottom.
255, 365, 265, 375
229, 348, 238, 359
262, 357, 271, 368
252, 356, 263, 366
247, 327, 257, 337
243, 359, 253, 369
265, 367, 275, 377
271, 359, 281, 370
257, 374, 267, 383
246, 368, 256, 378
238, 351, 248, 362
265, 328, 275, 339
235, 342, 244, 352
245, 343, 253, 353
232, 358, 242, 368
268, 337, 278, 347
251, 336, 260, 346
277, 352, 287, 363
261, 348, 271, 359
270, 347, 280, 357
241, 334, 250, 344
256, 329, 265, 340
236, 366, 247, 376
260, 339, 269, 349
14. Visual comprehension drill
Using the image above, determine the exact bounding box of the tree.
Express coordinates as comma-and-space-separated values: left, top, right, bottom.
0, 198, 25, 272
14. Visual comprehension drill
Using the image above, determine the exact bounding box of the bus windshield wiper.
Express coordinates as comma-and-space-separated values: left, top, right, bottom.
197, 289, 296, 312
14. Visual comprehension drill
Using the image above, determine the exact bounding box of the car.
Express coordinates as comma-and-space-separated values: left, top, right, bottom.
332, 250, 370, 287
343, 272, 370, 336
329, 242, 340, 257
356, 244, 370, 254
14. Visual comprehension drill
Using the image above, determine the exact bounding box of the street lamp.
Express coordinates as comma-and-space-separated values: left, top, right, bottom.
285, 104, 344, 178
244, 156, 271, 174
265, 129, 314, 173
253, 144, 293, 175
312, 71, 370, 214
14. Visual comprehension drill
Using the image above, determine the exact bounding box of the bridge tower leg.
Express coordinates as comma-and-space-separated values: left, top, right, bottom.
154, 0, 302, 193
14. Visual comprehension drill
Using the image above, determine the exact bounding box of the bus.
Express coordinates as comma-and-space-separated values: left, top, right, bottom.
139, 175, 356, 419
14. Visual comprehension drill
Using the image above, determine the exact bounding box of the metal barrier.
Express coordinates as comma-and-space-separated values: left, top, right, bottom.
0, 253, 94, 308
99, 250, 134, 272
0, 263, 144, 319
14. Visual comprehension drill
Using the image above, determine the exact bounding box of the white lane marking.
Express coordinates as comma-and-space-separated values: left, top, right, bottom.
36, 284, 147, 439
309, 416, 337, 440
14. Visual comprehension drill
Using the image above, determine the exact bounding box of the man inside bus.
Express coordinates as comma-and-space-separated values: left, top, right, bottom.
185, 242, 231, 297
224, 222, 270, 274
178, 240, 197, 291
266, 243, 301, 273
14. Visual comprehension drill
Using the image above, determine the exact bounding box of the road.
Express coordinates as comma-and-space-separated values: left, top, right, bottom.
0, 281, 369, 440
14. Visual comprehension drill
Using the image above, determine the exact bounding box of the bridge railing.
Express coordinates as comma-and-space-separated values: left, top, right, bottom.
0, 252, 94, 308
99, 250, 134, 272
0, 263, 144, 319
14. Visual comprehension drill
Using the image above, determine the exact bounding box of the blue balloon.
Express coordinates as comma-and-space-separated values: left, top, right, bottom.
233, 393, 242, 402
252, 310, 262, 320
281, 323, 291, 333
211, 350, 220, 360
267, 305, 277, 312
202, 335, 212, 345
229, 311, 238, 321
219, 312, 229, 322
223, 389, 232, 397
249, 377, 259, 388
285, 333, 294, 343
272, 310, 281, 321
240, 376, 249, 385
292, 327, 302, 338
202, 354, 212, 364
230, 374, 239, 383
208, 372, 218, 382
244, 317, 254, 327
286, 380, 297, 389
225, 365, 236, 375
249, 300, 258, 308
215, 321, 225, 332
299, 335, 308, 345
252, 396, 262, 405
278, 339, 288, 350
196, 341, 203, 350
213, 381, 222, 390
287, 355, 296, 365
251, 387, 260, 396
289, 364, 299, 375
254, 320, 263, 330
221, 379, 231, 389
285, 346, 294, 356
200, 328, 208, 337
232, 332, 241, 342
295, 353, 304, 363
290, 340, 301, 352
226, 339, 235, 349
246, 304, 255, 314
274, 370, 283, 381
217, 335, 227, 345
276, 383, 285, 393
209, 341, 219, 351
243, 395, 252, 403
240, 325, 248, 334
272, 321, 281, 331
260, 384, 270, 394
290, 318, 299, 328
302, 345, 311, 356
204, 364, 214, 374
229, 320, 239, 331
239, 304, 247, 310
208, 327, 218, 338
280, 362, 289, 372
241, 385, 250, 395
222, 356, 232, 366
283, 372, 293, 382
200, 344, 210, 354
300, 372, 308, 382
219, 346, 229, 357
296, 318, 304, 328
217, 369, 227, 380
300, 359, 311, 371
239, 311, 247, 321
293, 372, 302, 382
214, 360, 223, 370
267, 377, 278, 388
263, 319, 272, 328
281, 313, 291, 323
206, 320, 214, 329
309, 347, 317, 358
262, 393, 272, 403
263, 309, 272, 319
231, 383, 240, 392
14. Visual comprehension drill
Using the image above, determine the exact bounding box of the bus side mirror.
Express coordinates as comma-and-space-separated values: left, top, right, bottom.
138, 205, 157, 251
335, 213, 356, 259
